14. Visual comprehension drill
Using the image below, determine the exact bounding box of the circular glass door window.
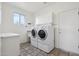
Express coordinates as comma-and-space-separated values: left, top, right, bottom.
31, 29, 36, 38
38, 30, 47, 40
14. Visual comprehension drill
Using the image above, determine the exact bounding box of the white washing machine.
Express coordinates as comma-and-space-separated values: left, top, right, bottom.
30, 26, 38, 48
30, 23, 54, 53
37, 23, 54, 53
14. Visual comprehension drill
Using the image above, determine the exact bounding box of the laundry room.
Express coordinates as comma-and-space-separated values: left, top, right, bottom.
0, 2, 79, 56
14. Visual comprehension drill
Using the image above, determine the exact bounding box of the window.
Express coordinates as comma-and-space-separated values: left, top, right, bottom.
20, 15, 25, 25
13, 13, 19, 24
13, 13, 25, 25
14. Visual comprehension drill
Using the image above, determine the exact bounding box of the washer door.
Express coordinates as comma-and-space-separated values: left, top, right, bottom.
31, 29, 36, 38
38, 30, 47, 40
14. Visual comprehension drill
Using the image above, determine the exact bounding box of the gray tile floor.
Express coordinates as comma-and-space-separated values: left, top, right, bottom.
20, 42, 49, 56
20, 42, 79, 56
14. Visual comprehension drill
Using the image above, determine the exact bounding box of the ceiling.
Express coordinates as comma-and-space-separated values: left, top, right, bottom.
7, 2, 56, 13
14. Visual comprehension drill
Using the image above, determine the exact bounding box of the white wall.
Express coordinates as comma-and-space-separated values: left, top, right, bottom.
35, 9, 54, 24
1, 3, 35, 43
35, 2, 79, 52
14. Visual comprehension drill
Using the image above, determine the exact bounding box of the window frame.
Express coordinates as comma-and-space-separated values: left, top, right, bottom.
12, 12, 26, 26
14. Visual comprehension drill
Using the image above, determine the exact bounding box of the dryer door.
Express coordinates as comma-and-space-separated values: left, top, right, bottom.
38, 30, 47, 40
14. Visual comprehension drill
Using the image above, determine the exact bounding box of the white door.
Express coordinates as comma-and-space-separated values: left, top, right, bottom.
58, 8, 79, 54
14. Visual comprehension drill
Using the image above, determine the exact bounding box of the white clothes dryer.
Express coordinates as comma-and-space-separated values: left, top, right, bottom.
37, 23, 54, 53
